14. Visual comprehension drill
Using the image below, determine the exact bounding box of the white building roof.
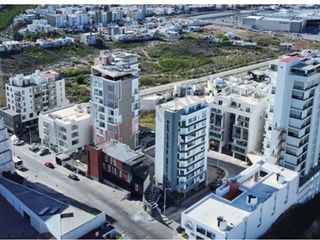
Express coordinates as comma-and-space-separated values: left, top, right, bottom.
182, 161, 298, 233
41, 104, 90, 124
159, 96, 205, 111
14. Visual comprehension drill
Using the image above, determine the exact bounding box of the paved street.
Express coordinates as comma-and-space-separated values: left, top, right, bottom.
13, 144, 181, 239
207, 157, 246, 178
140, 60, 272, 97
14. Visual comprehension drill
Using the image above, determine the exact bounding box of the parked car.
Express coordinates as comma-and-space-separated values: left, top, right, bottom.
13, 139, 25, 146
176, 226, 185, 233
44, 162, 55, 169
68, 174, 79, 181
29, 144, 40, 152
38, 148, 50, 156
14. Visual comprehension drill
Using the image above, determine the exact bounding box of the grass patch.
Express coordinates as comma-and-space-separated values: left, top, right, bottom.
139, 38, 279, 86
139, 111, 155, 130
22, 43, 96, 65
110, 40, 148, 49
0, 5, 34, 30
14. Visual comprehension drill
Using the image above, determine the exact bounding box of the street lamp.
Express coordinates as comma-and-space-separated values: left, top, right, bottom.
163, 187, 171, 214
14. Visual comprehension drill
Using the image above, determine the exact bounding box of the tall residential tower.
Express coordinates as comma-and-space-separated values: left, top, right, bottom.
263, 53, 320, 201
155, 96, 210, 194
90, 51, 140, 149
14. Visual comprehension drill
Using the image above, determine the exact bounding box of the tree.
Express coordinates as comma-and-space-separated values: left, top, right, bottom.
94, 37, 106, 49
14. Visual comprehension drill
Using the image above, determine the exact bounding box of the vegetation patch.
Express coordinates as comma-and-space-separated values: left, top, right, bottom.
139, 111, 156, 130
0, 5, 34, 31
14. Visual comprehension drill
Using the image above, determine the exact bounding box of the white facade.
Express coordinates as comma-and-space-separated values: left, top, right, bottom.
181, 161, 299, 239
155, 96, 210, 193
263, 53, 320, 202
90, 51, 140, 149
140, 95, 164, 111
5, 70, 69, 125
80, 32, 98, 45
39, 104, 91, 154
0, 118, 14, 173
27, 19, 52, 34
207, 84, 267, 161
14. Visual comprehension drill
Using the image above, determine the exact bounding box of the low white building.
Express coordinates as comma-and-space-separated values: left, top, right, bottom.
0, 118, 14, 173
181, 161, 299, 239
39, 103, 91, 154
80, 32, 98, 45
0, 177, 107, 239
140, 95, 164, 111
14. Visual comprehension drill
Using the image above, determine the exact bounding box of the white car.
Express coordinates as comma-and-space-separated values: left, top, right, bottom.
13, 139, 25, 146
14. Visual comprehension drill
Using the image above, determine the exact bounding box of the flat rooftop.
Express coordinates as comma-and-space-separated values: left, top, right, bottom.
42, 103, 90, 124
182, 162, 298, 233
0, 195, 44, 239
0, 177, 100, 236
159, 96, 205, 111
102, 140, 145, 166
92, 65, 136, 78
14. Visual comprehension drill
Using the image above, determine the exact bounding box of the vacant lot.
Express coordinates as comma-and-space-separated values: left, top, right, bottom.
140, 111, 156, 130
138, 38, 280, 86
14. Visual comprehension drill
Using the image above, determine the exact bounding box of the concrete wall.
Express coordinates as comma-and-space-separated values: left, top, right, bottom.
0, 183, 48, 234
62, 212, 106, 239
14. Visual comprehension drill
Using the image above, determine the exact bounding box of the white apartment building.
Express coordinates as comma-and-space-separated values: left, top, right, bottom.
181, 161, 299, 239
1, 70, 69, 134
39, 103, 91, 154
90, 52, 140, 150
155, 96, 210, 194
263, 53, 320, 202
0, 118, 14, 173
26, 19, 52, 34
80, 32, 98, 45
207, 83, 268, 161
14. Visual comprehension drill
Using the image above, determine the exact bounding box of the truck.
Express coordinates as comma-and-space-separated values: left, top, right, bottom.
13, 156, 24, 170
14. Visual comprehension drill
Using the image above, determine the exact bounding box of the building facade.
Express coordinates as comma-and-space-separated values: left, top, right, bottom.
1, 70, 69, 134
181, 161, 299, 239
0, 118, 14, 173
38, 103, 91, 154
263, 54, 320, 202
90, 52, 140, 149
155, 96, 210, 194
87, 140, 149, 197
208, 85, 267, 161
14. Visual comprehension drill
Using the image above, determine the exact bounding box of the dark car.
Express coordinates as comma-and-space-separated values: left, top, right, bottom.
68, 174, 79, 181
45, 162, 55, 169
38, 148, 50, 156
176, 226, 185, 233
29, 144, 40, 152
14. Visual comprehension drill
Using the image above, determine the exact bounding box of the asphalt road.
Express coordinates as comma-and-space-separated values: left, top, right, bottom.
207, 157, 245, 177
140, 59, 273, 97
13, 144, 181, 239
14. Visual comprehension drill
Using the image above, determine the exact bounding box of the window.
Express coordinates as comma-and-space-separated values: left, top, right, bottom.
271, 86, 276, 94
72, 139, 79, 145
29, 113, 33, 118
196, 225, 205, 235
206, 231, 215, 240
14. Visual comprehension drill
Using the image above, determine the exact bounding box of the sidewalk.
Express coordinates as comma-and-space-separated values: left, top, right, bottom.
207, 150, 249, 168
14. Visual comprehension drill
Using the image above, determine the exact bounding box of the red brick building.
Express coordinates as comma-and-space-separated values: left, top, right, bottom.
87, 140, 150, 197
